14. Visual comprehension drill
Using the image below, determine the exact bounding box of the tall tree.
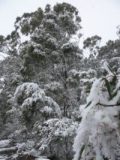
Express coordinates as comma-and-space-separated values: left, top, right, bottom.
19, 3, 82, 117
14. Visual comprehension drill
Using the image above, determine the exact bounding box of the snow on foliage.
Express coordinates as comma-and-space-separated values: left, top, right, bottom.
61, 42, 79, 55
33, 118, 78, 152
0, 140, 11, 148
73, 64, 120, 160
40, 106, 53, 115
0, 77, 5, 94
68, 68, 96, 80
35, 157, 49, 160
45, 81, 63, 92
14, 82, 61, 119
0, 52, 9, 61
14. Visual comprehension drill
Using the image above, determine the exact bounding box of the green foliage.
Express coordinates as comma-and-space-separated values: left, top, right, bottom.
45, 4, 51, 13
83, 35, 101, 49
54, 3, 78, 15
0, 35, 4, 44
21, 23, 30, 35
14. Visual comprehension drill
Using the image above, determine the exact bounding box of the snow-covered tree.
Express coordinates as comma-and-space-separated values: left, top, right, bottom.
9, 82, 61, 129
18, 3, 82, 117
73, 61, 120, 160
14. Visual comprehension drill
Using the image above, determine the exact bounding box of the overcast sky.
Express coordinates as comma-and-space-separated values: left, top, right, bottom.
0, 0, 120, 44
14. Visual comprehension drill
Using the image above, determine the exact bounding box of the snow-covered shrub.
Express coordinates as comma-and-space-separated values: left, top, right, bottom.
73, 64, 120, 160
13, 83, 61, 127
33, 118, 78, 160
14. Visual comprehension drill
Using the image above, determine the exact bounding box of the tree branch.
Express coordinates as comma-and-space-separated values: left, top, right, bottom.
97, 103, 120, 107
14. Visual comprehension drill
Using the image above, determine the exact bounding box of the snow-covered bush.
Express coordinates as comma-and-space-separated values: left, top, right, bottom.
33, 117, 78, 160
73, 63, 120, 160
13, 83, 61, 127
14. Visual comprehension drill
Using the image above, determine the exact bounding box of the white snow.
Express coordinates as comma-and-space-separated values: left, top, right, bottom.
20, 33, 30, 43
0, 77, 5, 94
0, 155, 7, 160
0, 77, 4, 82
14, 82, 61, 117
101, 60, 114, 76
0, 140, 11, 148
0, 52, 9, 61
45, 82, 63, 91
35, 157, 49, 160
73, 73, 120, 160
41, 106, 53, 114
